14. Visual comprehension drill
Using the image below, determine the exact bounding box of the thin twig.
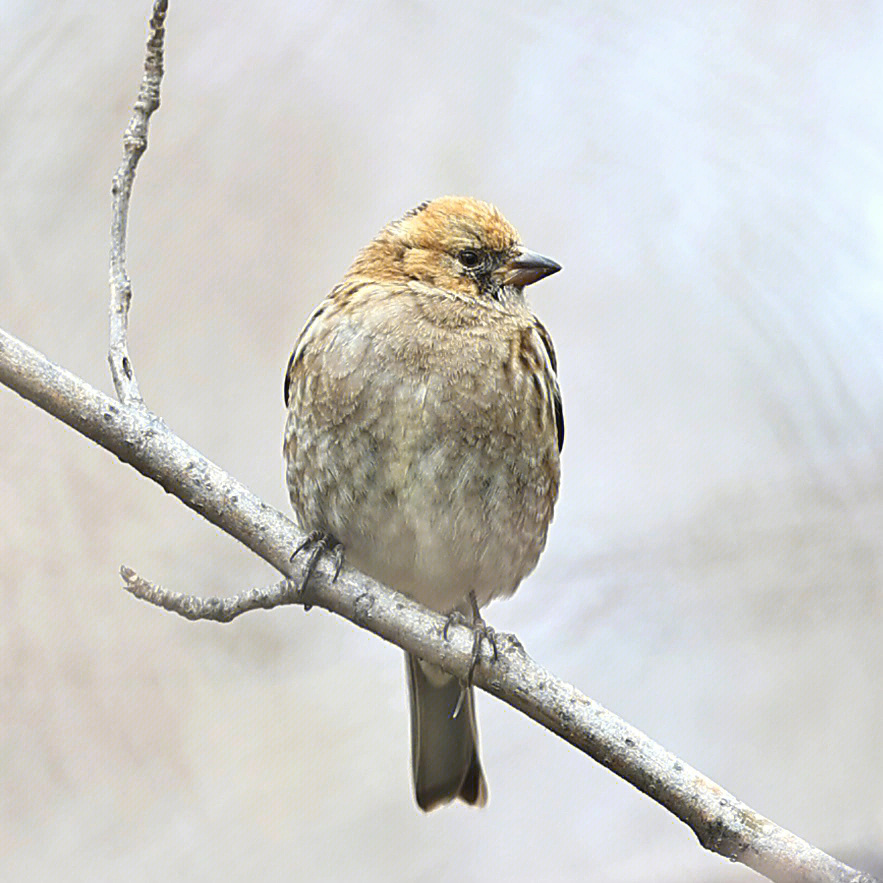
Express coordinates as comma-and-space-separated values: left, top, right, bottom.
121, 567, 298, 621
108, 0, 168, 406
0, 325, 875, 883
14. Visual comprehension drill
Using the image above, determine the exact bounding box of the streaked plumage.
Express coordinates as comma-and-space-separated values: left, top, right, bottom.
283, 196, 562, 809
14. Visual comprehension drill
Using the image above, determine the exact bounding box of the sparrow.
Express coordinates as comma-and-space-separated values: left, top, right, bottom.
283, 196, 562, 810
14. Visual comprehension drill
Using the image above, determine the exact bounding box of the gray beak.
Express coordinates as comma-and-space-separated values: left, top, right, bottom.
502, 247, 561, 287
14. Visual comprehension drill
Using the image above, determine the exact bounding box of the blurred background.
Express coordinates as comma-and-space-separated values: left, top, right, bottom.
1, 1, 882, 880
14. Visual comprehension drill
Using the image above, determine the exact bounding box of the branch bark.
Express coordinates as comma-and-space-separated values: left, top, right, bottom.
108, 0, 167, 407
0, 2, 877, 882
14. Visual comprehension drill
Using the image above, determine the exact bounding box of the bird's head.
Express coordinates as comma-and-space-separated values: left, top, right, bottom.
347, 196, 560, 303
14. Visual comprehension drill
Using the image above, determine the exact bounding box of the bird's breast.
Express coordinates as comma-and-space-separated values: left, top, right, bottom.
284, 286, 560, 613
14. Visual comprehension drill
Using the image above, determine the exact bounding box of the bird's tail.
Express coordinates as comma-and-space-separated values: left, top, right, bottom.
406, 652, 488, 811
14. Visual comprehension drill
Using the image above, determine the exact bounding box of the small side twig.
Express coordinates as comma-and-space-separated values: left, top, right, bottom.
108, 0, 168, 406
121, 566, 299, 622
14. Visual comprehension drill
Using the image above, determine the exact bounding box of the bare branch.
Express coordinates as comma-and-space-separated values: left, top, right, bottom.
0, 325, 875, 883
121, 566, 298, 621
108, 0, 168, 407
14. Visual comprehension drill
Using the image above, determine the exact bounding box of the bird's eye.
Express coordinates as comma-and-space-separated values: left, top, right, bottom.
458, 249, 481, 269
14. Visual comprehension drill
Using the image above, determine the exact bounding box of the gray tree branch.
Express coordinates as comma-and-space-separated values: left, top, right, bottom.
0, 1, 876, 881
108, 0, 167, 407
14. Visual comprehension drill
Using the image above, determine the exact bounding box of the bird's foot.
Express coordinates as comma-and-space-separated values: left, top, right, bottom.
448, 593, 499, 717
466, 595, 498, 686
442, 609, 470, 642
289, 530, 343, 605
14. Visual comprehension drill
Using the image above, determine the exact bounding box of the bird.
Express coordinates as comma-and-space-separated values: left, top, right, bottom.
283, 196, 562, 810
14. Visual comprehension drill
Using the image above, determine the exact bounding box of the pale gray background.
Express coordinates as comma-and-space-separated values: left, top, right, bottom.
1, 2, 881, 881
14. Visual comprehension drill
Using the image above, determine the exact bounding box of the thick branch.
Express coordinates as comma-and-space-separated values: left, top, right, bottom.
0, 325, 874, 883
108, 0, 168, 407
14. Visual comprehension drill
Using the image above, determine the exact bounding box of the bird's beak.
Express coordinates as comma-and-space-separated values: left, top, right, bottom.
502, 247, 562, 287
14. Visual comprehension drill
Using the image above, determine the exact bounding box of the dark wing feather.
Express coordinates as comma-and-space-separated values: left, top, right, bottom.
535, 321, 564, 453
283, 349, 296, 407
284, 302, 331, 407
553, 387, 564, 453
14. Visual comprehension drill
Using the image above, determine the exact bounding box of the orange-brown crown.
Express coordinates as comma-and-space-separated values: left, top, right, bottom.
345, 197, 521, 294
393, 196, 520, 253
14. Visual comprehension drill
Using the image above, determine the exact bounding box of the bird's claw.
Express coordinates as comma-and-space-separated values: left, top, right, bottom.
442, 609, 470, 642
467, 619, 498, 686
466, 590, 498, 682
290, 530, 343, 597
450, 617, 498, 719
445, 593, 499, 718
